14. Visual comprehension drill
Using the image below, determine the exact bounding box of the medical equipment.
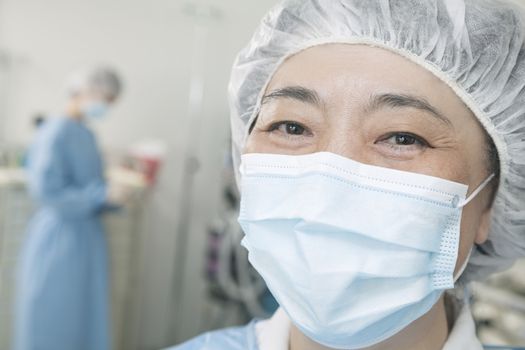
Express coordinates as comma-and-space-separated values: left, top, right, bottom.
472, 259, 525, 347
203, 151, 277, 328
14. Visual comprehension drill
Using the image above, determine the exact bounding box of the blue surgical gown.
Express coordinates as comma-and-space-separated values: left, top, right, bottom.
167, 321, 259, 350
168, 323, 523, 350
14, 117, 110, 350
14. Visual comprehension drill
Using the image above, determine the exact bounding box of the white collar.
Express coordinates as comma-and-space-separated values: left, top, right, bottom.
443, 303, 484, 350
255, 308, 291, 350
255, 305, 483, 350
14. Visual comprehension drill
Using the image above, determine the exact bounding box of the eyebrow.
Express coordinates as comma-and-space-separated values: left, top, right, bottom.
261, 86, 321, 106
261, 86, 452, 127
367, 93, 452, 126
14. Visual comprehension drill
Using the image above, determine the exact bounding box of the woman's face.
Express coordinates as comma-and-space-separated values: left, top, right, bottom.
244, 44, 494, 274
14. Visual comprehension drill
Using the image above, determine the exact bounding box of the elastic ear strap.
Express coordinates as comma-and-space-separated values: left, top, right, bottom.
453, 248, 473, 282
458, 173, 495, 208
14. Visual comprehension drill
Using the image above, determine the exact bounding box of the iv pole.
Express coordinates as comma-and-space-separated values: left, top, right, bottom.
166, 1, 221, 343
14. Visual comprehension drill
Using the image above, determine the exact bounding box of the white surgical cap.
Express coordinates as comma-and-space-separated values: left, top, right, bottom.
228, 0, 525, 282
66, 66, 122, 100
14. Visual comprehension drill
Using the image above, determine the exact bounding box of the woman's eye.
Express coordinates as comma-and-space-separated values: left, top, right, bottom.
284, 123, 305, 135
392, 134, 418, 146
268, 121, 308, 136
377, 132, 429, 148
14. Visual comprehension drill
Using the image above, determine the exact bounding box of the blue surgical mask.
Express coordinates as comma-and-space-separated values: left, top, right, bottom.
238, 152, 494, 349
82, 100, 108, 120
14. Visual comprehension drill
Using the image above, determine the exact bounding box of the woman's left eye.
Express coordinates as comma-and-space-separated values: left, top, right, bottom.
267, 121, 311, 137
376, 132, 429, 148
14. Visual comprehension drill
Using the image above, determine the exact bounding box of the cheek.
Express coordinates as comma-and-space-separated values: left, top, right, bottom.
244, 132, 270, 154
454, 202, 484, 275
243, 133, 256, 153
243, 131, 309, 155
365, 147, 470, 185
422, 154, 469, 184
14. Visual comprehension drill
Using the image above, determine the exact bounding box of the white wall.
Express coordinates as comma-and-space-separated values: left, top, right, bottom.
0, 0, 277, 348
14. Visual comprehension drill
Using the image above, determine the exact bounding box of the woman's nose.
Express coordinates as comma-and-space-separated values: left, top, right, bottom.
316, 126, 365, 163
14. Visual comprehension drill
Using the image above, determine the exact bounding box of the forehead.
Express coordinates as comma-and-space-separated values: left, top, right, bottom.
265, 44, 467, 114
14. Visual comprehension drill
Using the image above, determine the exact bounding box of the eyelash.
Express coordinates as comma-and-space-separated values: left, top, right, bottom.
267, 121, 311, 138
376, 132, 430, 150
265, 121, 431, 152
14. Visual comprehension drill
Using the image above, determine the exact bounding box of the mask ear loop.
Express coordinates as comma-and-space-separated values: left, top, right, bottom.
453, 248, 472, 282
452, 175, 495, 302
453, 248, 473, 308
455, 174, 495, 208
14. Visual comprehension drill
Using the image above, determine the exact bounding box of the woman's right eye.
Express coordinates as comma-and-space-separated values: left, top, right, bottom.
268, 121, 309, 136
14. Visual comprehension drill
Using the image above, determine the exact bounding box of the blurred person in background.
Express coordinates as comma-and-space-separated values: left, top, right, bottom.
14, 66, 123, 350
170, 0, 525, 349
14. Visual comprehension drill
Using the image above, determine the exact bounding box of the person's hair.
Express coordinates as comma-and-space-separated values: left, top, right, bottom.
486, 135, 501, 207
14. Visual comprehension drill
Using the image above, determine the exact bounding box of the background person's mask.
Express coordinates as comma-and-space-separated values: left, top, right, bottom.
82, 100, 108, 120
238, 152, 494, 349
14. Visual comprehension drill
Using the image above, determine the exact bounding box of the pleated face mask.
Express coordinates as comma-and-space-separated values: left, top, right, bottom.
238, 152, 494, 349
